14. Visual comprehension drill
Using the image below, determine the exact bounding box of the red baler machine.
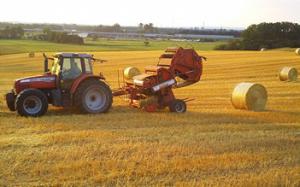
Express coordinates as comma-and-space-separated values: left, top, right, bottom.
113, 47, 206, 113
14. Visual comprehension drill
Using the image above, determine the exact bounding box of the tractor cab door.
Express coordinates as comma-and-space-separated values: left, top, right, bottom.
61, 57, 83, 91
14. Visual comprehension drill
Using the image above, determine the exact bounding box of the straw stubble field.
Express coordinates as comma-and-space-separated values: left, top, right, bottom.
0, 50, 299, 186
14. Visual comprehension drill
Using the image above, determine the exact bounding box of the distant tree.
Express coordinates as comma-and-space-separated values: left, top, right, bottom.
33, 30, 84, 45
139, 23, 143, 29
112, 23, 122, 32
43, 27, 51, 35
93, 24, 123, 33
215, 22, 300, 50
138, 23, 144, 33
94, 25, 103, 32
149, 23, 153, 28
143, 23, 155, 33
0, 26, 24, 39
15, 26, 24, 38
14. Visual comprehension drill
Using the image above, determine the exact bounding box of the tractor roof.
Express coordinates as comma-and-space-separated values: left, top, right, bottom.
54, 53, 93, 58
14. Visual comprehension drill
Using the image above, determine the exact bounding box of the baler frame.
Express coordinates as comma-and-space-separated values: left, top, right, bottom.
113, 47, 206, 113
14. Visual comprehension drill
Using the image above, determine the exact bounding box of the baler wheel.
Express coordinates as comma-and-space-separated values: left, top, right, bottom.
169, 99, 186, 113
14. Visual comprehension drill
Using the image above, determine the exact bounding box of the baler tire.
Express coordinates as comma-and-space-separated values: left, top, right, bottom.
15, 89, 48, 117
74, 79, 112, 114
169, 99, 187, 113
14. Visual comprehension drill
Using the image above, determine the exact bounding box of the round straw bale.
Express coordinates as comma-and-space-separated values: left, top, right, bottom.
123, 67, 141, 80
231, 83, 268, 111
279, 67, 298, 81
28, 52, 35, 58
260, 48, 267, 51
295, 48, 300, 55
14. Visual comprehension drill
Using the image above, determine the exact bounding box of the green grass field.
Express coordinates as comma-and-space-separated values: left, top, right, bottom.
0, 44, 299, 185
0, 39, 224, 55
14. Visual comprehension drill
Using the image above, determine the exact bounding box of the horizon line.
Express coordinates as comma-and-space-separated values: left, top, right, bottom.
0, 20, 246, 30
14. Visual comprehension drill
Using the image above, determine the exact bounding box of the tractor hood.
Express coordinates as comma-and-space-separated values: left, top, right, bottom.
14, 74, 57, 94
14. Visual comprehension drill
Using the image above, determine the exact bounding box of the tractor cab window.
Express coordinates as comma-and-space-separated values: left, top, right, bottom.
84, 58, 93, 73
62, 58, 82, 79
51, 58, 61, 75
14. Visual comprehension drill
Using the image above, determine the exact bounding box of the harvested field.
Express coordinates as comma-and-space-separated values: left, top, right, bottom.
0, 50, 299, 186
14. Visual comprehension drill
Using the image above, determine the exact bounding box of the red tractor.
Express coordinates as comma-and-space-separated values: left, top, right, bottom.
113, 47, 206, 113
5, 53, 112, 117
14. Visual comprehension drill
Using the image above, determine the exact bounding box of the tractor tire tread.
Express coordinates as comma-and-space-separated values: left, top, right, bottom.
15, 89, 48, 117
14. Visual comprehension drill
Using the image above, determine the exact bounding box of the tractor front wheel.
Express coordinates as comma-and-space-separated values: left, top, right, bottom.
169, 99, 187, 113
15, 89, 48, 117
6, 92, 16, 111
75, 79, 112, 114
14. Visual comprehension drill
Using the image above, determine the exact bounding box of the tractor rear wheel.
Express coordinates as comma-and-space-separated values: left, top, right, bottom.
169, 99, 186, 113
15, 89, 48, 117
74, 79, 112, 114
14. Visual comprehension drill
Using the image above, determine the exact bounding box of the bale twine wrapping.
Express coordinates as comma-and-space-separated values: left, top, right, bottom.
231, 83, 268, 111
295, 48, 300, 55
279, 67, 298, 81
123, 67, 141, 80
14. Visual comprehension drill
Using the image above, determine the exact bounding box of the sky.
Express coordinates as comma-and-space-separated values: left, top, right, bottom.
0, 0, 299, 28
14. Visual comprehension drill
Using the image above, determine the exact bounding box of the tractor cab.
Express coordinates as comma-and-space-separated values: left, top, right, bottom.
46, 53, 94, 90
49, 53, 93, 76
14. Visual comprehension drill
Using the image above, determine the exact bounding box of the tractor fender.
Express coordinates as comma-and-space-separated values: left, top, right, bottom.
70, 74, 105, 95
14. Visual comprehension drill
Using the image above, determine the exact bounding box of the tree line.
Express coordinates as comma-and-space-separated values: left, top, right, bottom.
0, 26, 24, 39
93, 23, 123, 33
138, 23, 156, 33
0, 22, 240, 36
0, 25, 83, 45
33, 28, 84, 45
216, 22, 300, 50
169, 28, 241, 37
92, 23, 157, 33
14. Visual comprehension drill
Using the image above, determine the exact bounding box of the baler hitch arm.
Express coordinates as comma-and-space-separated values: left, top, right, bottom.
200, 56, 207, 61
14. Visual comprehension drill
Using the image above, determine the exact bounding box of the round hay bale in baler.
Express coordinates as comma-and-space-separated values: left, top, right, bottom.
231, 83, 268, 111
123, 67, 141, 80
295, 48, 300, 55
279, 67, 298, 81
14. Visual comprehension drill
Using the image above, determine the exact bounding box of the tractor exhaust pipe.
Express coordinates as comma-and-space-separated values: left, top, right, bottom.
152, 79, 176, 92
43, 53, 49, 72
44, 58, 48, 73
